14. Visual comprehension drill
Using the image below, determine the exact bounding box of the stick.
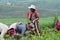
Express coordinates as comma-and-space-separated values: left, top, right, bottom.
35, 22, 40, 36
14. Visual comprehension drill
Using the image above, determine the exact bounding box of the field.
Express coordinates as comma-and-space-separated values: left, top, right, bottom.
0, 17, 60, 40
0, 0, 60, 40
0, 5, 60, 18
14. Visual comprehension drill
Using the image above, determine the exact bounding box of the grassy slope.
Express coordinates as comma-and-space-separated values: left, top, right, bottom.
0, 17, 60, 28
2, 18, 60, 40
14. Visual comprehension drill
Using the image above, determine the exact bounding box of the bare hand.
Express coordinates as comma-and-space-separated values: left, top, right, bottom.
32, 20, 35, 23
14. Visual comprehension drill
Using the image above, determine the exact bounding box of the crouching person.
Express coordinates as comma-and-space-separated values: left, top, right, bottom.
15, 22, 35, 40
55, 20, 60, 30
7, 28, 16, 40
16, 24, 26, 36
14, 23, 26, 40
0, 23, 8, 40
7, 22, 21, 40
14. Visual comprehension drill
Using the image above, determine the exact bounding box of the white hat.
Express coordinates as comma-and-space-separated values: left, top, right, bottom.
28, 5, 36, 9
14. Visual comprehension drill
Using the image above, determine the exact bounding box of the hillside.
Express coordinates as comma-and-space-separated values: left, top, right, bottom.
0, 0, 60, 9
0, 0, 60, 18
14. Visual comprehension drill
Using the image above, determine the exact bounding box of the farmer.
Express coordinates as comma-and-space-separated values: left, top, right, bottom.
26, 5, 40, 35
7, 22, 22, 40
55, 20, 60, 30
8, 22, 34, 40
16, 22, 35, 36
0, 23, 8, 40
16, 23, 26, 36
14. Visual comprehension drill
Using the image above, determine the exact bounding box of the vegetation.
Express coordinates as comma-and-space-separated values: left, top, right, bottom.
0, 17, 59, 40
0, 0, 60, 40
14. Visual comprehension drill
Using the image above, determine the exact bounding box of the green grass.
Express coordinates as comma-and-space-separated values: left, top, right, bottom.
0, 18, 60, 40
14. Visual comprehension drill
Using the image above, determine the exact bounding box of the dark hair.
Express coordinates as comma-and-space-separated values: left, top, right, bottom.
30, 8, 36, 12
28, 23, 30, 24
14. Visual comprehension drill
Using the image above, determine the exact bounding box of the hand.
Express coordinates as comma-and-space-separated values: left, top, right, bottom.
32, 20, 35, 23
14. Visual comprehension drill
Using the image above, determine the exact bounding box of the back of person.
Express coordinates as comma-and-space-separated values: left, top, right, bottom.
9, 23, 17, 30
16, 24, 26, 36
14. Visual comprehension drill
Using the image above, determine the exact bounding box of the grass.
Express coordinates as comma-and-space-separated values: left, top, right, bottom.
0, 17, 60, 40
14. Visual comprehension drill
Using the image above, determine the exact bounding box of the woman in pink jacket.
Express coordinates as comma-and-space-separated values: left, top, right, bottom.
55, 20, 60, 30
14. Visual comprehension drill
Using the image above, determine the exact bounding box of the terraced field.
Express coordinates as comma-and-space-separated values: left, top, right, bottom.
0, 17, 60, 40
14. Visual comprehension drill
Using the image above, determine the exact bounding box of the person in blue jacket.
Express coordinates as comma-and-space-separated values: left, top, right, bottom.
17, 24, 26, 36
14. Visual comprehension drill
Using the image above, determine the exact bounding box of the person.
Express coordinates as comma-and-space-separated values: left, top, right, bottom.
16, 24, 26, 36
0, 23, 8, 40
16, 22, 36, 36
13, 22, 35, 40
7, 22, 22, 40
8, 22, 33, 39
26, 5, 40, 36
55, 20, 60, 30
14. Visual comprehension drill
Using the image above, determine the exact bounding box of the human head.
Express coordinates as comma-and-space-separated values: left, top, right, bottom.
28, 5, 36, 12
